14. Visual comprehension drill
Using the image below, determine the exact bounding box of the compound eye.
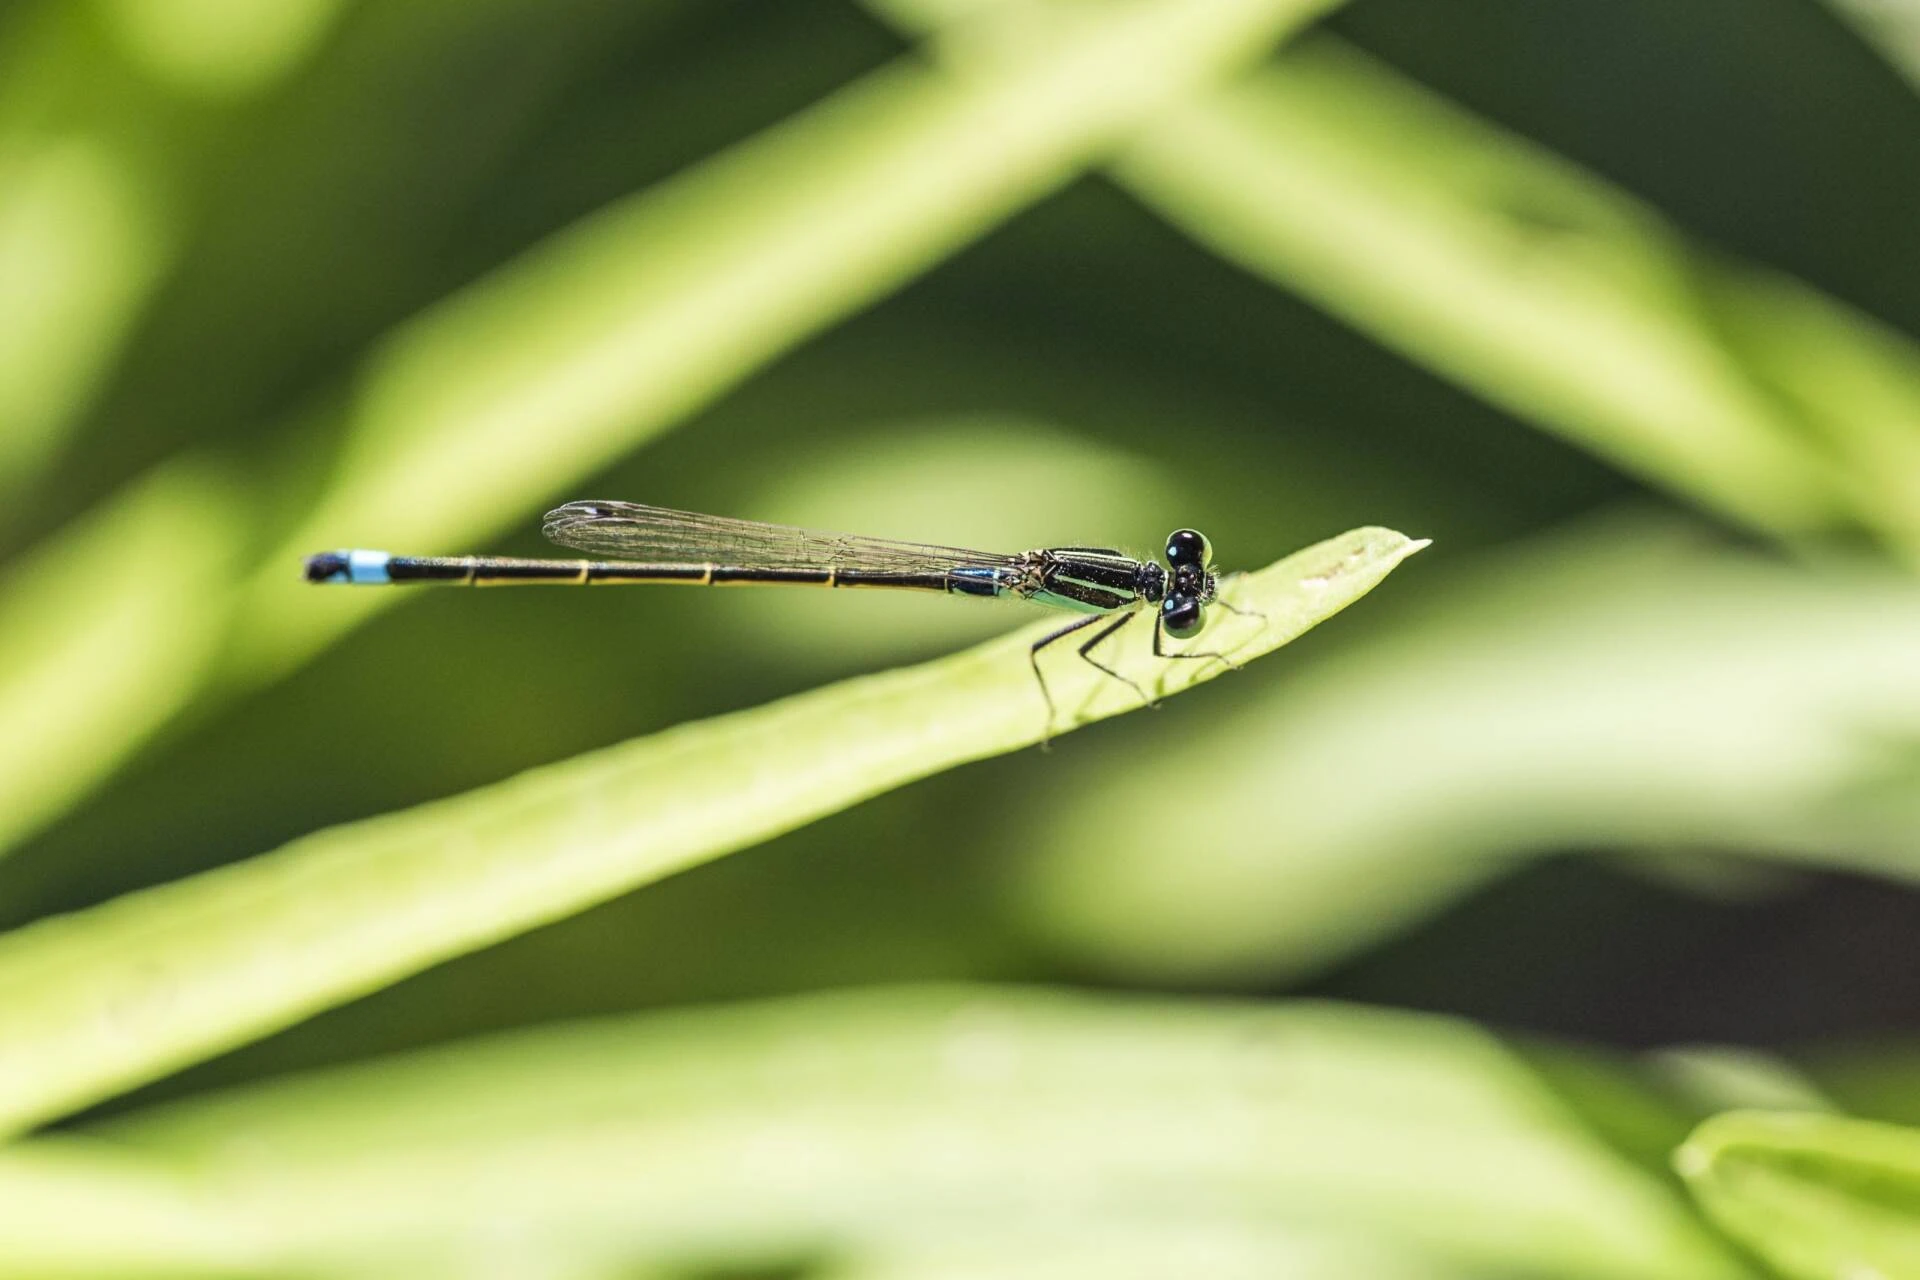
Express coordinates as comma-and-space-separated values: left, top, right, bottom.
1166, 528, 1212, 568
1162, 595, 1204, 639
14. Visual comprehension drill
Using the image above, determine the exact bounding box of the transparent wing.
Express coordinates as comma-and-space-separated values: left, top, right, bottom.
541, 501, 1024, 573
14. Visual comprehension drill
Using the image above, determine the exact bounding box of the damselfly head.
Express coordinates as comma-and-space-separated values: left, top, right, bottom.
1161, 528, 1217, 629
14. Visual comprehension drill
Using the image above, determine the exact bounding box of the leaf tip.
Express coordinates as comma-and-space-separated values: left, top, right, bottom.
1671, 1138, 1713, 1181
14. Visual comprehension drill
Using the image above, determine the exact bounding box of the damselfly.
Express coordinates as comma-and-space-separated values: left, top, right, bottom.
306, 501, 1249, 730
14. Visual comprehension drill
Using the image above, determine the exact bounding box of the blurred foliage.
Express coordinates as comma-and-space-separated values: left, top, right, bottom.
1679, 1109, 1920, 1278
1013, 515, 1920, 982
1, 0, 1919, 1273
72, 989, 1744, 1277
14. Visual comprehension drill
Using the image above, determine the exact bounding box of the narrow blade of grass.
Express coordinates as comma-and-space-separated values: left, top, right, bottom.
0, 527, 1420, 1135
1676, 1109, 1920, 1280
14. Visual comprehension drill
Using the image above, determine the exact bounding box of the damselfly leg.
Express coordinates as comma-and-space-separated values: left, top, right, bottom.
1027, 608, 1155, 743
1151, 592, 1263, 677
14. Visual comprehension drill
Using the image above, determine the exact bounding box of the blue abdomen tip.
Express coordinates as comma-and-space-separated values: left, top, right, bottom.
304, 550, 390, 585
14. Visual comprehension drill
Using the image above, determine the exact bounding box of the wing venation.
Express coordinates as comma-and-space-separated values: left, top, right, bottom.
541, 500, 1021, 574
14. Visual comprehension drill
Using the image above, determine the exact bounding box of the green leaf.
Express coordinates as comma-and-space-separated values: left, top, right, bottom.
1009, 518, 1920, 982
1821, 0, 1920, 93
236, 0, 1341, 681
0, 527, 1419, 1136
866, 7, 1920, 552
0, 122, 168, 489
71, 987, 1738, 1278
1110, 40, 1920, 551
815, 1230, 1472, 1280
1649, 1047, 1837, 1118
0, 0, 341, 492
0, 464, 244, 859
93, 0, 348, 97
1677, 1109, 1920, 1280
0, 1139, 258, 1278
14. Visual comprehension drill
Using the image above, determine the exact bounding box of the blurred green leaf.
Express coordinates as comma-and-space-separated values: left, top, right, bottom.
0, 1138, 258, 1278
1699, 268, 1920, 566
69, 987, 1742, 1278
1650, 1047, 1837, 1118
1112, 40, 1920, 544
0, 0, 344, 493
820, 1233, 1470, 1280
1011, 517, 1920, 982
0, 527, 1418, 1134
1677, 1109, 1920, 1280
0, 463, 243, 860
1518, 1041, 1714, 1179
92, 0, 348, 97
240, 0, 1341, 680
1822, 0, 1920, 91
866, 2, 1920, 552
0, 132, 166, 487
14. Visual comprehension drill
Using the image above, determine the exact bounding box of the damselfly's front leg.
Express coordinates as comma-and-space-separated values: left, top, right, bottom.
1152, 611, 1240, 676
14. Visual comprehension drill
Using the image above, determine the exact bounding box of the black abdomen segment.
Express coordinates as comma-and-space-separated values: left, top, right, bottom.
391, 557, 717, 585
305, 552, 1007, 594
